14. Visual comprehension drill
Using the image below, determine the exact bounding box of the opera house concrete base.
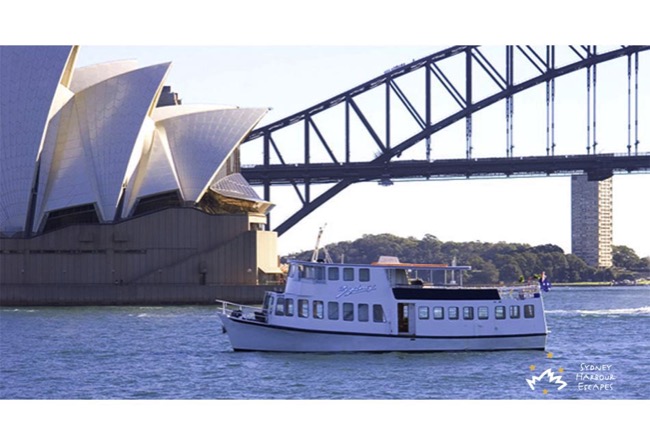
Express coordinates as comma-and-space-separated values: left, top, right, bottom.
0, 283, 280, 307
0, 207, 283, 307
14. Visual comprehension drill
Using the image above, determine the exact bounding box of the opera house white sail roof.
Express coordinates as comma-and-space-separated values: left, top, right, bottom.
0, 46, 269, 236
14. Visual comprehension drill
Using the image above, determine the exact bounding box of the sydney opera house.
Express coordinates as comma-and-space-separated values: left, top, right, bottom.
0, 46, 283, 305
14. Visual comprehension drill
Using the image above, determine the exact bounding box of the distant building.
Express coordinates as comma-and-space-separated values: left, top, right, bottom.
157, 85, 182, 106
571, 174, 613, 268
0, 46, 282, 306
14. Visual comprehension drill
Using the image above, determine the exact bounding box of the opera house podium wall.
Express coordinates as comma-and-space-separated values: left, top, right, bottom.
0, 208, 283, 306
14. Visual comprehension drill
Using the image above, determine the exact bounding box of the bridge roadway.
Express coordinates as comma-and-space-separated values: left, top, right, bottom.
242, 153, 650, 185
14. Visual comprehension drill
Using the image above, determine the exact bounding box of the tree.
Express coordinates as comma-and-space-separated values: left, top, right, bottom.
592, 268, 615, 282
564, 254, 593, 283
284, 234, 642, 283
499, 261, 523, 283
532, 244, 565, 254
467, 257, 499, 285
415, 234, 443, 264
613, 245, 647, 270
517, 251, 542, 278
543, 252, 568, 281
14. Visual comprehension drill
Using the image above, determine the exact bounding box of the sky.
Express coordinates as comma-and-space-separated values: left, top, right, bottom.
3, 3, 649, 258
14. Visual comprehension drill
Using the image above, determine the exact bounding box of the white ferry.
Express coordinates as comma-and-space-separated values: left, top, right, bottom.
217, 257, 549, 352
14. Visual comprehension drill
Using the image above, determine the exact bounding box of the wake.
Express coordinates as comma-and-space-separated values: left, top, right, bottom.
546, 306, 650, 316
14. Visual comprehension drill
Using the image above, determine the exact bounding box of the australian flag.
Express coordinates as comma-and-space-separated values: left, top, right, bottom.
539, 271, 552, 292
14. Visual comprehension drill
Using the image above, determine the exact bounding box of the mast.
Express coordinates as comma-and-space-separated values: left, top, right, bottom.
311, 224, 333, 263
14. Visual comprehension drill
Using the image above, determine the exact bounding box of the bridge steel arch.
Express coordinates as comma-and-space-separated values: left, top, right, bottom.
241, 45, 650, 236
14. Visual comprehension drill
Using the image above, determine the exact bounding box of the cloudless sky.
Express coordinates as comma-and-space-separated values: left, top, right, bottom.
4, 2, 649, 258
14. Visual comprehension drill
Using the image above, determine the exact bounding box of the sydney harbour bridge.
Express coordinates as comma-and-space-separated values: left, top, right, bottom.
240, 45, 650, 236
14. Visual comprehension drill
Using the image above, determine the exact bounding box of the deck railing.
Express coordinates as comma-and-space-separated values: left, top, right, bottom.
215, 299, 268, 322
498, 285, 542, 300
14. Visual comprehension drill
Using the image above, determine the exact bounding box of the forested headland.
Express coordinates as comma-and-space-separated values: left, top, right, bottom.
285, 233, 650, 285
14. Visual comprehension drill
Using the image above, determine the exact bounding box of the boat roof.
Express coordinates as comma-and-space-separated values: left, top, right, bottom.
288, 259, 472, 271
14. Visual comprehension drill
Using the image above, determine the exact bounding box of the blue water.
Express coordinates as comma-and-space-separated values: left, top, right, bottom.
1, 286, 648, 400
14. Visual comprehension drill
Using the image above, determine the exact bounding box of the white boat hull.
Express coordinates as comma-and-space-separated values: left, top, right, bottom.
219, 314, 547, 352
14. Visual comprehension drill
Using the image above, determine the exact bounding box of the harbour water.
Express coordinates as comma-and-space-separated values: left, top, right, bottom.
1, 286, 649, 400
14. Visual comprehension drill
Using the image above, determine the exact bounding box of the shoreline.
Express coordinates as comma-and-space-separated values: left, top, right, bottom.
552, 282, 650, 287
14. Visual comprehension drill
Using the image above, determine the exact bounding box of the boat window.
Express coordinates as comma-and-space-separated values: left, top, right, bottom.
263, 294, 274, 312
328, 302, 339, 320
313, 301, 324, 319
448, 306, 459, 320
275, 297, 285, 316
289, 264, 300, 279
433, 306, 444, 320
418, 306, 429, 319
343, 303, 354, 321
301, 265, 325, 281
328, 267, 339, 281
358, 304, 369, 322
388, 269, 409, 285
495, 306, 506, 319
373, 304, 386, 323
524, 304, 535, 318
359, 268, 370, 282
510, 305, 520, 319
298, 299, 309, 318
343, 267, 354, 281
463, 307, 474, 320
478, 306, 489, 320
285, 298, 294, 317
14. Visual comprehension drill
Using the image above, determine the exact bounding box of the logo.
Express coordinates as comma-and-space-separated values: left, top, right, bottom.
526, 367, 568, 393
525, 352, 617, 395
526, 352, 567, 395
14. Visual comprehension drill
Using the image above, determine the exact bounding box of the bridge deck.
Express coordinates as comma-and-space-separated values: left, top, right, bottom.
242, 153, 650, 185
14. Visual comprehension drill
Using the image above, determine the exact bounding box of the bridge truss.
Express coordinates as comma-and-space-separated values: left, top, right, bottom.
240, 45, 650, 235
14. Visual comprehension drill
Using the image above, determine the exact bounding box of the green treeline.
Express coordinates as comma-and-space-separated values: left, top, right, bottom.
287, 233, 650, 285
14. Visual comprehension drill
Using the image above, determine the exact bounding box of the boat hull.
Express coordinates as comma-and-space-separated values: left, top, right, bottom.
219, 314, 546, 352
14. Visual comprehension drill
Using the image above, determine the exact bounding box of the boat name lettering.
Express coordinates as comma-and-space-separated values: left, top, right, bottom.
337, 285, 377, 298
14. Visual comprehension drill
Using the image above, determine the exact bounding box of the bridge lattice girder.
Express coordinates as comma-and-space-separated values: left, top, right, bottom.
242, 45, 650, 235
